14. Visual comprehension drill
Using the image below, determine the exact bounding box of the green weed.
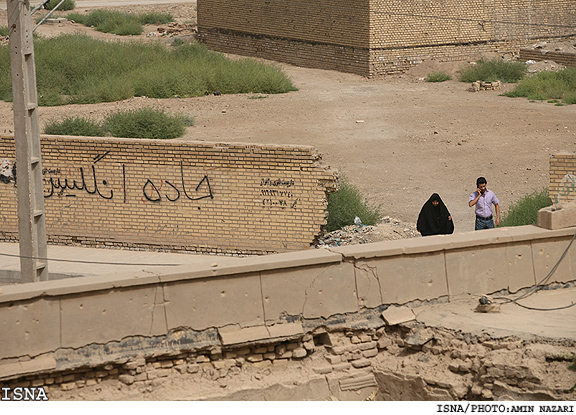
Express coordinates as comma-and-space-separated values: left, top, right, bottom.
458, 59, 527, 83
425, 71, 452, 82
0, 34, 297, 105
65, 10, 173, 36
326, 177, 382, 232
500, 188, 552, 227
44, 0, 75, 11
104, 107, 188, 139
44, 116, 105, 136
504, 68, 576, 104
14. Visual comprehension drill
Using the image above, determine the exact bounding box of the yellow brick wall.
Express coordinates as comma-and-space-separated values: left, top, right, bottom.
197, 0, 576, 76
550, 153, 576, 204
0, 135, 338, 255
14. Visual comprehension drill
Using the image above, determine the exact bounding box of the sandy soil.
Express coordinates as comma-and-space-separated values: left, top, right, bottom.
2, 4, 576, 237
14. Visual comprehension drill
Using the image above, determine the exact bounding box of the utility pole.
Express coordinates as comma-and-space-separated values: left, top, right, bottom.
7, 0, 48, 282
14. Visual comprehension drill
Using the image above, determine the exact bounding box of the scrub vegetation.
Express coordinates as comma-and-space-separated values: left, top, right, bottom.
44, 0, 76, 11
44, 107, 193, 139
500, 188, 552, 227
326, 177, 383, 232
0, 33, 298, 106
65, 9, 173, 35
425, 71, 452, 82
504, 68, 576, 105
458, 58, 527, 83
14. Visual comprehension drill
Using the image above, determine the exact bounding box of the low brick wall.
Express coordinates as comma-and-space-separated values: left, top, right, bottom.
1, 225, 575, 384
549, 152, 576, 204
0, 135, 337, 254
520, 49, 576, 69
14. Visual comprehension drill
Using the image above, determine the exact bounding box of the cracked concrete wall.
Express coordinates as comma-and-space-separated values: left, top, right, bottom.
1, 225, 576, 380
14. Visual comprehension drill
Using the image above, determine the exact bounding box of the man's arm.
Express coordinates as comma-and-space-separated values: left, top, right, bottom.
494, 203, 500, 226
469, 192, 480, 207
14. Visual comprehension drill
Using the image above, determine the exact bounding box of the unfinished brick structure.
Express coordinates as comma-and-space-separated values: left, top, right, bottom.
197, 0, 576, 77
549, 152, 576, 204
0, 135, 337, 254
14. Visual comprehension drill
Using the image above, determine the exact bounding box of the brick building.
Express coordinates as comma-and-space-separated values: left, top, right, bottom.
197, 0, 576, 77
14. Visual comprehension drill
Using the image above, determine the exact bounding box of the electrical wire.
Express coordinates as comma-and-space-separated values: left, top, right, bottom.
0, 251, 183, 267
492, 231, 576, 312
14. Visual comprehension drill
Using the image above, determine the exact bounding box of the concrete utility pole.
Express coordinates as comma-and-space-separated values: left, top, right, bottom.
7, 0, 48, 282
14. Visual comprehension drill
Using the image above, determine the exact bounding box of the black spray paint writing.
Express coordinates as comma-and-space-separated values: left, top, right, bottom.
260, 177, 298, 209
40, 153, 213, 203
142, 161, 213, 202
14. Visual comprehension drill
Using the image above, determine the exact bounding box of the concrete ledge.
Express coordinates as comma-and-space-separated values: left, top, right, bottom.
0, 356, 57, 379
2, 225, 576, 368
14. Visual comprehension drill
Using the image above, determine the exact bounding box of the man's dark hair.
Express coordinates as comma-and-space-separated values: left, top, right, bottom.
476, 177, 487, 187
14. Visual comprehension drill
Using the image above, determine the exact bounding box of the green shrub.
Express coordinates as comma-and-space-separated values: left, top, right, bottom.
0, 34, 297, 105
326, 177, 382, 232
425, 71, 452, 82
500, 188, 552, 227
137, 12, 174, 25
504, 68, 576, 104
44, 116, 105, 136
0, 26, 8, 37
458, 58, 527, 83
65, 10, 173, 35
44, 0, 75, 11
104, 107, 188, 139
43, 109, 193, 139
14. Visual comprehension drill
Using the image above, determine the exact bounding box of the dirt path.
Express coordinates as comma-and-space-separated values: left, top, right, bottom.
1, 3, 575, 235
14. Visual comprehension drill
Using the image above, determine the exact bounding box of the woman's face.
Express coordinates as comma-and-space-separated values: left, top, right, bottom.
432, 200, 439, 207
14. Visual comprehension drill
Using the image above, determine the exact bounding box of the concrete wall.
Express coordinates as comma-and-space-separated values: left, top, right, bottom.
0, 135, 337, 254
1, 225, 576, 380
197, 0, 576, 76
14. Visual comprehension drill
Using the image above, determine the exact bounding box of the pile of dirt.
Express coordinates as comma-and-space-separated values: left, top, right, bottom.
316, 217, 420, 248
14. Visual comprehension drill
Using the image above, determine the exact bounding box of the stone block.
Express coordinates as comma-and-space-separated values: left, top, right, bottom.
445, 244, 511, 297
381, 305, 415, 326
332, 362, 352, 371
362, 348, 378, 358
261, 262, 358, 320
359, 251, 448, 304
531, 237, 576, 284
164, 273, 263, 331
60, 285, 167, 348
351, 359, 371, 368
0, 298, 61, 359
537, 204, 576, 230
313, 366, 333, 374
292, 348, 307, 358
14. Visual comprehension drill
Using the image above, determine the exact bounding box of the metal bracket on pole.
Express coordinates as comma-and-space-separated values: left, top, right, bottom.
7, 0, 49, 283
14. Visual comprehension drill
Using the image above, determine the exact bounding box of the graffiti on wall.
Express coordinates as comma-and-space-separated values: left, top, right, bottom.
259, 178, 299, 209
1, 153, 305, 210
0, 158, 15, 185
0, 153, 214, 204
555, 174, 576, 203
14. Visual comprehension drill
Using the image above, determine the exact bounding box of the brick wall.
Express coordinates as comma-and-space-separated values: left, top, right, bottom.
549, 152, 576, 204
519, 49, 576, 68
0, 135, 338, 254
197, 0, 576, 76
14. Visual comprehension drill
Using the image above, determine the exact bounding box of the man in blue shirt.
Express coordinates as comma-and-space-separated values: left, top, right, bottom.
469, 177, 500, 230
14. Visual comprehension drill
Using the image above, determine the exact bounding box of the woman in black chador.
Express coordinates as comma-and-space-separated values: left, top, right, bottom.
417, 193, 454, 236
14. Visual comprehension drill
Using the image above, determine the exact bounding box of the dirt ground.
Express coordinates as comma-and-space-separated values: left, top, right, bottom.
2, 3, 576, 238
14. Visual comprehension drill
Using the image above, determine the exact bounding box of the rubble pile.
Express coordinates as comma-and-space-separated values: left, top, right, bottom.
317, 216, 420, 248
